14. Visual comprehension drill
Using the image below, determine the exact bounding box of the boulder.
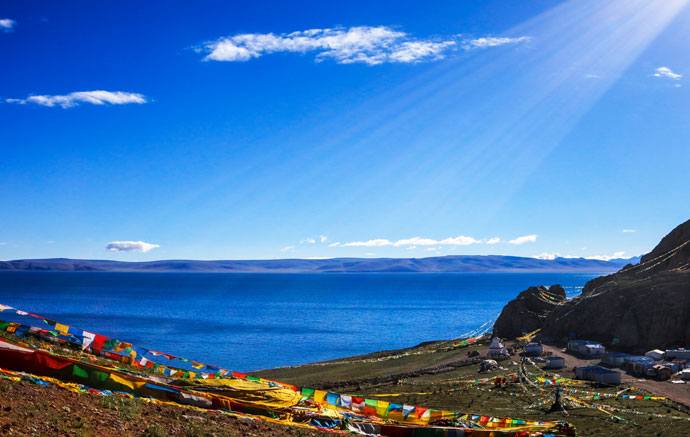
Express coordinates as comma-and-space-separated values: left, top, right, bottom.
479, 360, 498, 373
492, 285, 566, 339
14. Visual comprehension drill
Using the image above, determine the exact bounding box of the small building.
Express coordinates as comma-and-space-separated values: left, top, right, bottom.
652, 365, 672, 380
645, 349, 665, 361
487, 337, 509, 358
679, 369, 690, 380
601, 353, 630, 368
524, 343, 543, 356
568, 340, 605, 356
545, 356, 565, 369
665, 349, 690, 360
623, 356, 656, 376
575, 366, 621, 385
660, 361, 683, 373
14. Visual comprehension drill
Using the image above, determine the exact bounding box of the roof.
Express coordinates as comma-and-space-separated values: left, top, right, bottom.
546, 356, 564, 361
604, 353, 630, 357
577, 366, 619, 374
569, 340, 603, 346
625, 356, 655, 362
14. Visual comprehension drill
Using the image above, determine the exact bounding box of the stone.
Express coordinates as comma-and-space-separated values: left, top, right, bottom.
493, 285, 566, 339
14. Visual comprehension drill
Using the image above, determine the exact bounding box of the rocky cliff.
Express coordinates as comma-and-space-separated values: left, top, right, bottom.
493, 285, 567, 339
540, 219, 690, 351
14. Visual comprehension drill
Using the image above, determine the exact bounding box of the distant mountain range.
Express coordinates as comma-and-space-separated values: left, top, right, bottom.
0, 255, 641, 273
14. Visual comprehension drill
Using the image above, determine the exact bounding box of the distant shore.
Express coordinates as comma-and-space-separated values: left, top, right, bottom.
0, 254, 639, 274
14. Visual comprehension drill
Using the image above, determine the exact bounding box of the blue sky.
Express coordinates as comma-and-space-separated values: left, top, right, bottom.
1, 0, 689, 261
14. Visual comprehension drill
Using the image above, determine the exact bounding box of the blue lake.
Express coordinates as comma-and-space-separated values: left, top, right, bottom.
0, 272, 598, 371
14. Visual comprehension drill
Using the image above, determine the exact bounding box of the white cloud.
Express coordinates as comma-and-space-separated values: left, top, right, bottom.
393, 237, 439, 246
439, 236, 481, 245
534, 251, 632, 261
200, 26, 530, 65
585, 251, 626, 261
509, 234, 537, 244
340, 235, 481, 247
585, 73, 602, 79
300, 237, 316, 244
622, 229, 636, 233
464, 36, 531, 49
653, 66, 681, 80
6, 91, 148, 108
485, 237, 501, 244
535, 252, 561, 260
327, 242, 341, 247
319, 235, 328, 243
280, 245, 295, 252
105, 241, 159, 253
343, 238, 393, 247
0, 18, 16, 32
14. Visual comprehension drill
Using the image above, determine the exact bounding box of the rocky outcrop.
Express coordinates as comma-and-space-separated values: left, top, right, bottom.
541, 219, 690, 351
492, 285, 567, 339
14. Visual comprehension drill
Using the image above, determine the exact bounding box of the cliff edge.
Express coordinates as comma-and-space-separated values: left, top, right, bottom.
540, 219, 690, 351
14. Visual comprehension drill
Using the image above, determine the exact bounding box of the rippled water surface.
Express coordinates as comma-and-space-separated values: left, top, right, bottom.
0, 272, 598, 371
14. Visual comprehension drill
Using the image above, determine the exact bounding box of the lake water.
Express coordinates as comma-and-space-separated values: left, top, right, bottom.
0, 272, 598, 371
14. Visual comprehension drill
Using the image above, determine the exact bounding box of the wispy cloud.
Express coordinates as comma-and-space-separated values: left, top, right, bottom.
342, 238, 393, 247
534, 252, 561, 260
199, 26, 530, 65
5, 91, 148, 108
319, 235, 328, 243
0, 18, 16, 32
327, 242, 340, 248
280, 245, 295, 252
105, 241, 159, 253
333, 235, 481, 247
509, 234, 537, 244
485, 237, 501, 244
652, 66, 681, 80
586, 251, 626, 261
464, 36, 531, 49
534, 251, 629, 261
300, 237, 316, 244
622, 229, 637, 233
